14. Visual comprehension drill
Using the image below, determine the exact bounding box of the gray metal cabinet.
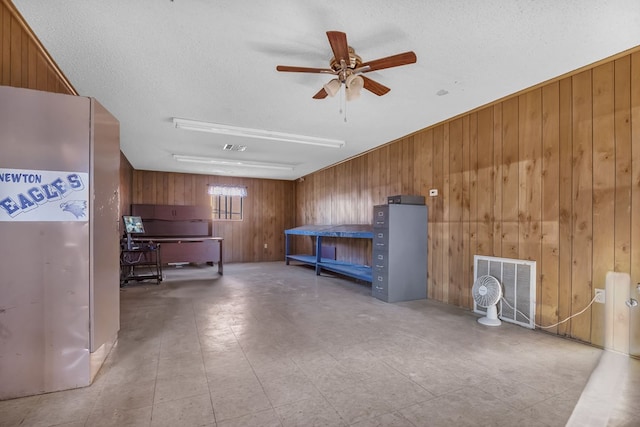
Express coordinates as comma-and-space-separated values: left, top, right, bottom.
0, 87, 120, 399
372, 204, 428, 302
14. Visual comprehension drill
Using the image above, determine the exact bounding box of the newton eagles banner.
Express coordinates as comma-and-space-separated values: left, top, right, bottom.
0, 168, 89, 222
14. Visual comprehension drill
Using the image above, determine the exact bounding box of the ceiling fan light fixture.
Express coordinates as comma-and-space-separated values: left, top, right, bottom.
323, 79, 341, 97
346, 74, 364, 91
345, 74, 364, 101
173, 118, 345, 148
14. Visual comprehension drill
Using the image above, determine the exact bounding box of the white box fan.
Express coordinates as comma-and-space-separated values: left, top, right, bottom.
473, 255, 536, 329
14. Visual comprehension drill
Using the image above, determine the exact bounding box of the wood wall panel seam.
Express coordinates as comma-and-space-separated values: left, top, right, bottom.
589, 63, 615, 346
557, 77, 574, 337
629, 51, 640, 355
540, 82, 560, 333
570, 70, 594, 342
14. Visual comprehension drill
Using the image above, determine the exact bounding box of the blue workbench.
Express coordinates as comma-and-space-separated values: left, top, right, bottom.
284, 225, 374, 282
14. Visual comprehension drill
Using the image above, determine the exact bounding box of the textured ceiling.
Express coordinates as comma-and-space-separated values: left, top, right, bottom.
14, 0, 640, 180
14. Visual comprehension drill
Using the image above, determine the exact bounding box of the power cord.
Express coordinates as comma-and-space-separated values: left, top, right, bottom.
500, 294, 599, 329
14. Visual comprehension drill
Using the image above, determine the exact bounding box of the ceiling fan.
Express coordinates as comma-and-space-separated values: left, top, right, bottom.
276, 31, 417, 101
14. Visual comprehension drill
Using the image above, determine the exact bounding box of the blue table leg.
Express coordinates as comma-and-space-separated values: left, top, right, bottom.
285, 232, 290, 265
315, 236, 322, 275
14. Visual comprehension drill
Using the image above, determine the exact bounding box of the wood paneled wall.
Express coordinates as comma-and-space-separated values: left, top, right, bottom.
132, 170, 295, 263
1, 0, 75, 94
296, 49, 640, 347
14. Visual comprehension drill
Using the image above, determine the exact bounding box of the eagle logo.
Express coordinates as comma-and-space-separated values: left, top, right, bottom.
60, 200, 87, 219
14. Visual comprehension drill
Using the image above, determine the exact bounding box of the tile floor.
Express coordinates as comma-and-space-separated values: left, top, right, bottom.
1, 261, 638, 427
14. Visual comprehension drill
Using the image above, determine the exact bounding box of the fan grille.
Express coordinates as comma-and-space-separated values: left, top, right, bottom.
472, 275, 502, 307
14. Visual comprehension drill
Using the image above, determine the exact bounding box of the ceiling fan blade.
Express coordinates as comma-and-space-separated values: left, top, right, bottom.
313, 88, 328, 99
358, 51, 417, 73
326, 31, 350, 64
362, 76, 390, 96
276, 65, 335, 74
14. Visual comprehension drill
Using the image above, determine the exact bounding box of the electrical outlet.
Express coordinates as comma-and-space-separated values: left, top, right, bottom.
594, 288, 605, 304
264, 243, 268, 249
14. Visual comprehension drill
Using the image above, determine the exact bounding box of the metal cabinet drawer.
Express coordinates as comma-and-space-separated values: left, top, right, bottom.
372, 250, 388, 273
373, 206, 388, 228
373, 272, 387, 289
372, 273, 388, 299
372, 285, 388, 300
373, 230, 389, 250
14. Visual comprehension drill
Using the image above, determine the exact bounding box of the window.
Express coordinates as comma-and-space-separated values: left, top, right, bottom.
209, 185, 247, 221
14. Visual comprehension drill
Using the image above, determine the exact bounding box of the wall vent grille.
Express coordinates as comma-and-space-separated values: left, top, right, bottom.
223, 144, 247, 151
473, 255, 536, 329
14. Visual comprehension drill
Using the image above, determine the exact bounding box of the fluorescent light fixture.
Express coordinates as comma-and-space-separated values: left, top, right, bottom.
173, 118, 345, 149
173, 154, 295, 171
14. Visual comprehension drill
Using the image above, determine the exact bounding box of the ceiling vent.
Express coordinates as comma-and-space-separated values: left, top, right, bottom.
223, 144, 247, 152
